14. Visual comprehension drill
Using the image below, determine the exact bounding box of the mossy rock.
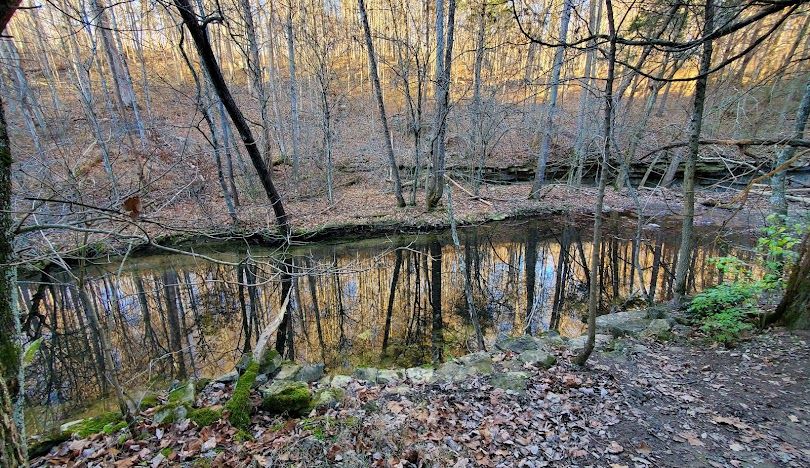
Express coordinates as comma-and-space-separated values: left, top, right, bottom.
188, 407, 222, 427
63, 412, 126, 437
27, 431, 71, 458
260, 381, 312, 416
168, 381, 195, 405
312, 387, 344, 410
259, 349, 283, 376
225, 359, 259, 429
153, 403, 189, 425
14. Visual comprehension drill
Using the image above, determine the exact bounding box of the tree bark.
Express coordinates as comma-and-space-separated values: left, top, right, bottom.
769, 233, 810, 329
674, 0, 714, 303
530, 0, 572, 196
576, 0, 616, 366
426, 0, 457, 211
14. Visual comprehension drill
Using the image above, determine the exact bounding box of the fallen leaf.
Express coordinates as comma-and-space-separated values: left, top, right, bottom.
637, 441, 652, 455
607, 441, 624, 454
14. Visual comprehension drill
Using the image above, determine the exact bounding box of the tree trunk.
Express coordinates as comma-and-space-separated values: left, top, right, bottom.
173, 0, 289, 237
530, 0, 572, 196
358, 0, 406, 207
426, 0, 457, 211
770, 80, 810, 216
769, 233, 810, 329
285, 2, 302, 181
674, 0, 714, 303
0, 89, 25, 467
576, 0, 616, 366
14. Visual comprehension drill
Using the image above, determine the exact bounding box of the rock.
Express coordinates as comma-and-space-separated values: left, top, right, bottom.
567, 334, 612, 352
312, 387, 344, 410
436, 353, 493, 383
295, 364, 325, 383
645, 305, 670, 320
252, 373, 269, 389
330, 375, 353, 388
405, 367, 435, 384
167, 381, 195, 405
154, 404, 188, 425
260, 381, 312, 416
353, 367, 379, 383
377, 369, 404, 384
596, 311, 651, 337
275, 363, 301, 380
495, 335, 539, 353
258, 350, 283, 376
384, 385, 413, 396
59, 419, 85, 434
457, 352, 494, 374
536, 333, 566, 349
235, 353, 253, 374
435, 361, 467, 383
491, 371, 529, 394
642, 318, 672, 339
518, 349, 556, 368
215, 370, 239, 384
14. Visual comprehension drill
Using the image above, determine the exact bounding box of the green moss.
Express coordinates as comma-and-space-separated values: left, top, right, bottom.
196, 378, 211, 392
225, 359, 259, 429
168, 381, 195, 405
234, 429, 254, 442
160, 447, 173, 458
260, 381, 312, 416
344, 416, 360, 427
0, 340, 20, 383
70, 412, 125, 438
188, 407, 222, 427
139, 393, 159, 410
192, 458, 213, 468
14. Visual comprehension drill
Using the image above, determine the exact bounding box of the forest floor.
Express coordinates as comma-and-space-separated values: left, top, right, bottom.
31, 326, 810, 467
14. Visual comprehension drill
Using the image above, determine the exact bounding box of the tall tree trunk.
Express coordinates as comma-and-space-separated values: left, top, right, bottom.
0, 89, 25, 466
285, 1, 302, 181
674, 0, 714, 303
173, 0, 289, 237
770, 80, 810, 217
576, 0, 616, 366
530, 0, 572, 196
358, 0, 406, 207
239, 0, 274, 166
425, 0, 457, 211
571, 0, 601, 186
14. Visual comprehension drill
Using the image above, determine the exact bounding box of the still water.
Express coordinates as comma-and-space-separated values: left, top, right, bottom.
20, 215, 755, 425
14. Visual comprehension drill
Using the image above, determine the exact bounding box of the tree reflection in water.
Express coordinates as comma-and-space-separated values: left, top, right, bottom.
19, 217, 756, 427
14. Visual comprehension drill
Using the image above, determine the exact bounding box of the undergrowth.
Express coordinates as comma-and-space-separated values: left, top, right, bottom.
689, 214, 807, 345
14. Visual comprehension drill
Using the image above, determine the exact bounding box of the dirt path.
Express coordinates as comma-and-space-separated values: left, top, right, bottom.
597, 330, 810, 467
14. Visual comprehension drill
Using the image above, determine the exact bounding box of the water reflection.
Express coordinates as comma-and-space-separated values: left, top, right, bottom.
19, 216, 756, 425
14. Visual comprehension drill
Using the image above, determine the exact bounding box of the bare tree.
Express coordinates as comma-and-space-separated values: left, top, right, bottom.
358, 0, 406, 207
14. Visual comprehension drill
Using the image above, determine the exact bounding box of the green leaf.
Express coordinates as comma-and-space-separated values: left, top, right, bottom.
23, 337, 43, 367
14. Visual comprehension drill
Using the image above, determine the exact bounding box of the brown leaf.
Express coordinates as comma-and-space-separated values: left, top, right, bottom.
123, 196, 142, 219
637, 441, 652, 455
607, 441, 624, 454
